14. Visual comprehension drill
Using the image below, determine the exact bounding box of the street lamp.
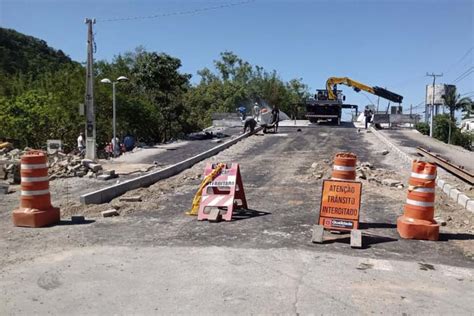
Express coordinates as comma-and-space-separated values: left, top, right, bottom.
100, 76, 129, 157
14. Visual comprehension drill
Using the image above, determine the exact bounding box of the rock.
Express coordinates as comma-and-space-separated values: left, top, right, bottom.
88, 163, 103, 173
8, 149, 20, 157
463, 220, 470, 225
97, 174, 113, 181
101, 209, 119, 217
103, 170, 116, 177
434, 216, 447, 226
86, 171, 95, 179
119, 195, 142, 202
76, 171, 86, 177
380, 150, 389, 155
0, 181, 9, 194
81, 159, 94, 168
311, 162, 319, 169
446, 216, 452, 221
313, 173, 323, 179
361, 162, 374, 169
382, 178, 401, 187
396, 184, 404, 189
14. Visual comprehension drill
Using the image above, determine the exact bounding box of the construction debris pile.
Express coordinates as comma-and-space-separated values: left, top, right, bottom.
1, 147, 117, 185
356, 162, 404, 188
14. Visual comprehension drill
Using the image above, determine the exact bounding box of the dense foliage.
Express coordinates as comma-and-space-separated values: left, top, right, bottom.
414, 122, 429, 136
0, 29, 309, 151
415, 116, 472, 150
433, 114, 472, 150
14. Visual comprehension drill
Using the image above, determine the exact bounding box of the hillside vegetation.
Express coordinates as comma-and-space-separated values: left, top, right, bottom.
0, 28, 309, 150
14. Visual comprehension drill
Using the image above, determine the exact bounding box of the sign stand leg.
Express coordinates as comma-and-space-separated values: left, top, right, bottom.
311, 224, 325, 243
208, 208, 221, 222
350, 229, 362, 248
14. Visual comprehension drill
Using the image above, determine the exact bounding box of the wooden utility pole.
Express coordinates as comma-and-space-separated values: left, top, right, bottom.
85, 18, 96, 160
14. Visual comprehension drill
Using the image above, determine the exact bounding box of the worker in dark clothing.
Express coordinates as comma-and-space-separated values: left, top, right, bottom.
364, 106, 373, 129
243, 117, 257, 133
271, 105, 280, 132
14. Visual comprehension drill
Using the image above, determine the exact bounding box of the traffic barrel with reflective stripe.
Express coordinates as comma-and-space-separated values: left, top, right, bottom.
397, 160, 439, 241
12, 151, 60, 228
331, 152, 357, 181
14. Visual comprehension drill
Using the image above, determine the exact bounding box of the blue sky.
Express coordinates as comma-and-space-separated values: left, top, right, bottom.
1, 0, 473, 116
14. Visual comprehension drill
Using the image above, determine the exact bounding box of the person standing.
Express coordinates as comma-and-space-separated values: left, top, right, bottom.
271, 105, 280, 132
77, 132, 85, 156
253, 102, 260, 121
237, 106, 247, 121
111, 136, 120, 157
364, 106, 373, 129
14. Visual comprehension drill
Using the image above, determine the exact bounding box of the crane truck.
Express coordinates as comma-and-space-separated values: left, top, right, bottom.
305, 77, 403, 125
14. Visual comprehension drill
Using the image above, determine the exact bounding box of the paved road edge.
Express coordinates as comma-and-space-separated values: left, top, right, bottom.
369, 126, 474, 214
80, 127, 263, 204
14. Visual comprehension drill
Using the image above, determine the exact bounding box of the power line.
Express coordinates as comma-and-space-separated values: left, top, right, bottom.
97, 0, 255, 23
453, 68, 474, 84
444, 46, 473, 78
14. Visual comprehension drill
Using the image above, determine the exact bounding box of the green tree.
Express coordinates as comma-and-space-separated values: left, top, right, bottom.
442, 87, 473, 122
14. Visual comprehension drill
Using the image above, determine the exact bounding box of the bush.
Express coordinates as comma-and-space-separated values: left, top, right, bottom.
452, 131, 473, 151
432, 114, 472, 151
415, 122, 429, 135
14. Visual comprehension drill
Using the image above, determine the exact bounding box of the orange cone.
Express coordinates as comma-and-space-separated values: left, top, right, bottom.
397, 160, 439, 241
12, 151, 60, 228
331, 152, 357, 181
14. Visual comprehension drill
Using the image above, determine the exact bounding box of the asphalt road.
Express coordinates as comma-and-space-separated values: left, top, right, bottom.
1, 123, 473, 314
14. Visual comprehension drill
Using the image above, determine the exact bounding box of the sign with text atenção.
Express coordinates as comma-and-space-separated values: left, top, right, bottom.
318, 180, 362, 230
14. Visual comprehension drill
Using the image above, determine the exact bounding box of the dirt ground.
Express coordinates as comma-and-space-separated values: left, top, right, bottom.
2, 123, 472, 270
58, 127, 474, 258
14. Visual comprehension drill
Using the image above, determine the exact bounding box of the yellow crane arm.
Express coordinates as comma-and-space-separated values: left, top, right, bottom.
326, 77, 375, 100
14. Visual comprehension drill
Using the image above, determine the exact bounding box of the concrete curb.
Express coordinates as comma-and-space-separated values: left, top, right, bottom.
369, 127, 474, 214
80, 127, 263, 204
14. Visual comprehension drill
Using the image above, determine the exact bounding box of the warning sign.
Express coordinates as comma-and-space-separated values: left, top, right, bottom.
318, 180, 362, 230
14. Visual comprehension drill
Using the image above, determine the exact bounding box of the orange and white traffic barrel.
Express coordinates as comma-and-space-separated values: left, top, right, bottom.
331, 152, 357, 181
12, 151, 60, 228
397, 160, 439, 240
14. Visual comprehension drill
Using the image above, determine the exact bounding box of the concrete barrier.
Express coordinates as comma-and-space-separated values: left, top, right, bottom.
80, 127, 262, 204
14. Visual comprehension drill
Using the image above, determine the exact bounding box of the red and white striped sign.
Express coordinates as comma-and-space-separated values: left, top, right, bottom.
197, 163, 247, 221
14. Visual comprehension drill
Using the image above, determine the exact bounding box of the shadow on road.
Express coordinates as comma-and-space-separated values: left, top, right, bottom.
57, 219, 96, 226
231, 208, 271, 221
359, 222, 397, 229
322, 231, 398, 249
439, 232, 474, 241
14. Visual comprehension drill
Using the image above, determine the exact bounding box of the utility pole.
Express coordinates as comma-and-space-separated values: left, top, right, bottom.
426, 72, 443, 138
84, 18, 96, 160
